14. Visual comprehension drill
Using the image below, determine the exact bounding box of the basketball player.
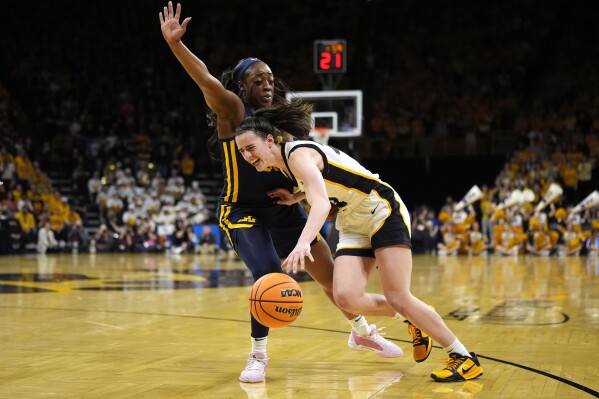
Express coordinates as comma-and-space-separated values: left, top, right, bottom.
159, 2, 416, 384
234, 103, 484, 382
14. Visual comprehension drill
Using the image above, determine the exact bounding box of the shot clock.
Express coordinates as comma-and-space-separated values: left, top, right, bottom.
314, 39, 347, 73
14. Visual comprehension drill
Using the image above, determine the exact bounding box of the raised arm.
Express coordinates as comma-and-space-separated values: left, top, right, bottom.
159, 2, 243, 130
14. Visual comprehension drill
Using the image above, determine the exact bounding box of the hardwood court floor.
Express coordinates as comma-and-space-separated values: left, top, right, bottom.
0, 253, 598, 399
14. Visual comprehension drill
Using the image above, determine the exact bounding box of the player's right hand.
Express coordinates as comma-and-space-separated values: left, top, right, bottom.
282, 243, 313, 274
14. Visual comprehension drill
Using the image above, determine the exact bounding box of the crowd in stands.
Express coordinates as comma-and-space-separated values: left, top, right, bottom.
0, 126, 226, 255
412, 198, 599, 258
410, 132, 599, 257
88, 158, 224, 255
0, 136, 88, 255
366, 2, 545, 156
1, 79, 222, 255
1, 1, 598, 257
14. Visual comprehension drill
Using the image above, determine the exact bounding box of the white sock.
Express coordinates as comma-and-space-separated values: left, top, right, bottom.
251, 337, 267, 353
444, 338, 469, 357
348, 316, 371, 336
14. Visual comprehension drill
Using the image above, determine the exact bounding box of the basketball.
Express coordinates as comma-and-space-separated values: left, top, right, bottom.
249, 273, 303, 328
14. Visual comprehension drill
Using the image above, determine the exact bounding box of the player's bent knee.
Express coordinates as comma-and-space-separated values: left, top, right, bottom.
332, 290, 360, 313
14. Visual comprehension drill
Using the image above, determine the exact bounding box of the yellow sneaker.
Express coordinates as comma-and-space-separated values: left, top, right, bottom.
405, 320, 432, 362
430, 352, 483, 382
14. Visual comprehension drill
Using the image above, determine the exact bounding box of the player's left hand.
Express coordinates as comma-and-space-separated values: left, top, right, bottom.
267, 188, 295, 205
282, 243, 313, 274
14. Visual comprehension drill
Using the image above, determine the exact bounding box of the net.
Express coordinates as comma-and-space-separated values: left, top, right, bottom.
311, 127, 331, 145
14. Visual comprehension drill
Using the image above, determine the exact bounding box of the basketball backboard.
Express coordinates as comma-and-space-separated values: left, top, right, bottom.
285, 90, 363, 139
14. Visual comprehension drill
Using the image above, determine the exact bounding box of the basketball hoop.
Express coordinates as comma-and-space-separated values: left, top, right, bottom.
286, 90, 363, 142
311, 127, 331, 145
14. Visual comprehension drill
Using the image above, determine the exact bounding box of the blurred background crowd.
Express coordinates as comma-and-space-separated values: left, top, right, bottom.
0, 0, 597, 256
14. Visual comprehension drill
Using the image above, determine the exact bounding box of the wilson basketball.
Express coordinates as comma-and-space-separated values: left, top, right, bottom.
249, 273, 303, 328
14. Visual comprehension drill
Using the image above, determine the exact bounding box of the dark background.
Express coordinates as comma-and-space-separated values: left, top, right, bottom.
1, 0, 596, 211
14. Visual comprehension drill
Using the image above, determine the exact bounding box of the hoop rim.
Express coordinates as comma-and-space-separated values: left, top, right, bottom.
311, 127, 333, 137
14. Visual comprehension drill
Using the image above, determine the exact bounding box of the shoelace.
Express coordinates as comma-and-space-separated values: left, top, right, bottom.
407, 323, 423, 345
245, 355, 267, 371
369, 327, 391, 345
437, 355, 462, 371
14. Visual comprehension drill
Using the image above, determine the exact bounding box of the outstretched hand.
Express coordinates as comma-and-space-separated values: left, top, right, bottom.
159, 1, 191, 44
281, 242, 313, 274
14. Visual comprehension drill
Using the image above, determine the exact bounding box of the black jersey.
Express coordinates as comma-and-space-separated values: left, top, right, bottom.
217, 105, 293, 207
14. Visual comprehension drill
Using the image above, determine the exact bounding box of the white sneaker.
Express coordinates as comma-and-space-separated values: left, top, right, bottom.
239, 352, 268, 383
348, 324, 403, 358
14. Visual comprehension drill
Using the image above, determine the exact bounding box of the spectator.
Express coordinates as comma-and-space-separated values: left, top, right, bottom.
87, 171, 102, 205
49, 208, 69, 247
179, 151, 195, 187
122, 203, 140, 227
153, 144, 171, 178
0, 150, 16, 190
436, 216, 460, 256
106, 193, 124, 220
560, 160, 578, 203
166, 169, 185, 200
586, 220, 599, 256
411, 206, 434, 254
94, 223, 116, 253
2, 208, 23, 254
117, 226, 136, 252
557, 222, 586, 256
134, 221, 162, 253
15, 206, 37, 252
526, 217, 552, 256
197, 224, 217, 254
170, 219, 195, 254
0, 208, 13, 255
37, 220, 58, 254
107, 215, 122, 237
67, 219, 90, 253
466, 221, 489, 256
576, 155, 595, 201
13, 150, 34, 191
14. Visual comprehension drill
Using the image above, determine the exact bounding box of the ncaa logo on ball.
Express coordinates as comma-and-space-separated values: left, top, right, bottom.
280, 288, 302, 298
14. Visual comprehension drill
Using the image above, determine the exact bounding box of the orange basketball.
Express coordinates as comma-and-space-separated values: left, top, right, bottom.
249, 273, 303, 328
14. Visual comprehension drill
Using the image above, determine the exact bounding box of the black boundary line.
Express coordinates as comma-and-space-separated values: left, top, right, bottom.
476, 354, 599, 398
2, 305, 598, 398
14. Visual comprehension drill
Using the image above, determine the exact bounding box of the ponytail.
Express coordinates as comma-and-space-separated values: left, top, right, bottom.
236, 101, 313, 141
